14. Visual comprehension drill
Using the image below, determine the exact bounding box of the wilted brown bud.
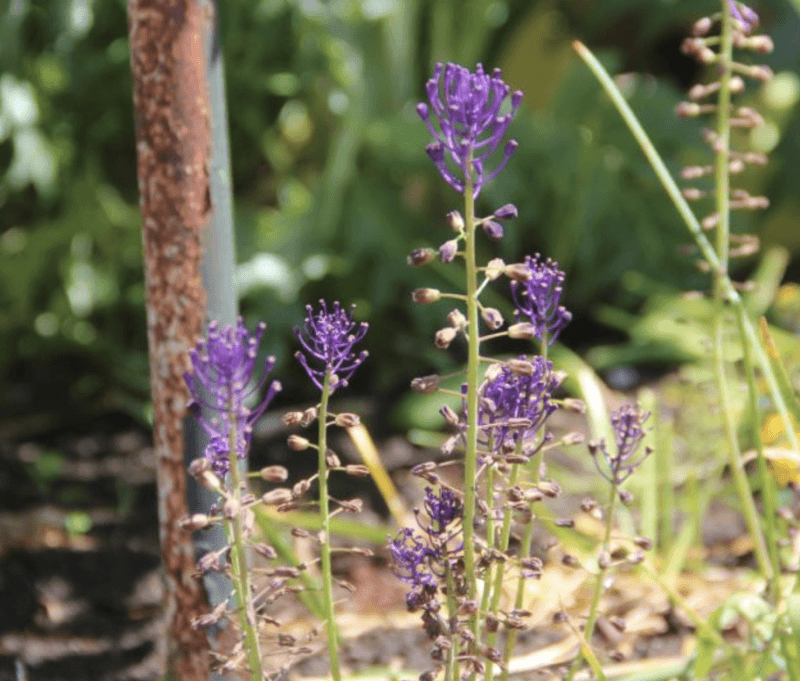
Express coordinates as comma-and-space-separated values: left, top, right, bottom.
524, 488, 544, 502
440, 404, 460, 427
507, 322, 536, 339
485, 257, 505, 280
326, 450, 341, 468
562, 398, 586, 414
344, 464, 371, 477
538, 480, 561, 498
485, 613, 499, 633
261, 465, 289, 482
563, 431, 585, 446
293, 479, 311, 498
334, 413, 361, 427
446, 308, 467, 329
287, 434, 311, 451
291, 527, 310, 538
506, 358, 534, 375
555, 518, 575, 528
676, 101, 702, 118
447, 210, 465, 232
188, 459, 222, 492
435, 327, 458, 349
504, 263, 532, 282
262, 488, 294, 506
300, 407, 318, 427
278, 633, 296, 647
255, 543, 278, 559
481, 307, 504, 330
618, 489, 634, 505
633, 536, 653, 550
598, 551, 611, 570
581, 497, 597, 512
562, 554, 580, 568
282, 410, 303, 426
412, 288, 442, 304
340, 498, 364, 513
407, 248, 436, 266
411, 374, 441, 394
180, 513, 211, 531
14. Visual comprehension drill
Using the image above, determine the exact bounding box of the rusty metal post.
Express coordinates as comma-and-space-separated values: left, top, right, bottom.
127, 1, 212, 678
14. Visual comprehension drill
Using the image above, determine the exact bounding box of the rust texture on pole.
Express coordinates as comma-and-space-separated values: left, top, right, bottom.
127, 1, 212, 678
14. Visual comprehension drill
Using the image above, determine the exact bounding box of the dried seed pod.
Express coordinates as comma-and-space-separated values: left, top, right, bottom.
412, 288, 442, 305
261, 465, 289, 482
288, 434, 311, 451
262, 488, 294, 506
334, 412, 361, 427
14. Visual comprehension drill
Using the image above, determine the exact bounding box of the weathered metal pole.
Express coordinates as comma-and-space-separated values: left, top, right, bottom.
127, 1, 212, 678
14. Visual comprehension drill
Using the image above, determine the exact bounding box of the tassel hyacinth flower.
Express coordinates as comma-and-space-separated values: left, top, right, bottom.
510, 254, 572, 346
184, 319, 281, 477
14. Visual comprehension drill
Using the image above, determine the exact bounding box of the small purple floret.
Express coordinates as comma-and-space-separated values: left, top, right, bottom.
729, 1, 758, 32
510, 254, 572, 345
184, 319, 281, 476
294, 300, 368, 391
418, 63, 523, 197
591, 404, 651, 485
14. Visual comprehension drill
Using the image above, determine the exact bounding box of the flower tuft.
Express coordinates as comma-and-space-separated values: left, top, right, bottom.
510, 254, 572, 345
590, 404, 652, 485
417, 63, 523, 197
184, 319, 281, 476
294, 300, 368, 391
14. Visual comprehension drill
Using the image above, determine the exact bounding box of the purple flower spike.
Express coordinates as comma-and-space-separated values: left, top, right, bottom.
477, 356, 560, 456
294, 300, 369, 391
510, 254, 572, 345
590, 404, 652, 485
184, 319, 282, 477
423, 486, 462, 535
418, 63, 523, 197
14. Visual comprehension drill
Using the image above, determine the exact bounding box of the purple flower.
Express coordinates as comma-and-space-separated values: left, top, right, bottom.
417, 63, 523, 197
729, 1, 759, 32
294, 300, 369, 391
476, 356, 559, 456
590, 404, 651, 485
185, 319, 281, 476
422, 486, 463, 535
510, 254, 572, 345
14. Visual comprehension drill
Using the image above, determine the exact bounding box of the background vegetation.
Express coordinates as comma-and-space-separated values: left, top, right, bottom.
1, 0, 799, 435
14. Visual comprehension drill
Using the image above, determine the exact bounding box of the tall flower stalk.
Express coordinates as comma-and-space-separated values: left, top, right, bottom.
184, 319, 281, 680
294, 301, 368, 681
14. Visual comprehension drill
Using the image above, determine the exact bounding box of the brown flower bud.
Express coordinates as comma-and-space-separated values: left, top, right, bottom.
344, 464, 370, 477
447, 210, 465, 232
440, 404, 460, 427
339, 498, 364, 513
261, 465, 289, 482
223, 499, 240, 522
633, 536, 653, 550
255, 543, 277, 559
507, 322, 537, 339
598, 551, 611, 569
407, 248, 436, 266
562, 398, 586, 414
287, 434, 311, 451
504, 263, 532, 282
326, 450, 342, 468
282, 410, 304, 426
481, 307, 504, 330
334, 412, 361, 427
412, 288, 442, 304
188, 458, 222, 492
435, 327, 458, 349
300, 406, 318, 427
411, 374, 440, 394
446, 308, 467, 329
262, 488, 294, 506
485, 257, 505, 280
293, 479, 311, 498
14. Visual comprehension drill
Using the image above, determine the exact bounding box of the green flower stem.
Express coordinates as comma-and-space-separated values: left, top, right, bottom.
736, 304, 781, 601
571, 40, 800, 459
225, 401, 263, 680
565, 484, 617, 681
463, 169, 481, 650
318, 373, 342, 681
478, 453, 497, 627
712, 1, 772, 582
444, 559, 461, 681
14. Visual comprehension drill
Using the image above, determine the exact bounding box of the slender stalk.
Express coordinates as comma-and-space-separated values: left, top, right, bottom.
564, 485, 617, 681
318, 374, 342, 681
463, 168, 481, 649
736, 305, 781, 601
711, 1, 772, 581
225, 401, 263, 680
444, 560, 461, 681
571, 40, 800, 458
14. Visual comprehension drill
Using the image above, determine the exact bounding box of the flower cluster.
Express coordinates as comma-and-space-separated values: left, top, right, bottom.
510, 254, 572, 345
590, 404, 652, 486
294, 300, 369, 391
417, 63, 523, 196
184, 319, 281, 476
476, 356, 560, 458
388, 486, 463, 610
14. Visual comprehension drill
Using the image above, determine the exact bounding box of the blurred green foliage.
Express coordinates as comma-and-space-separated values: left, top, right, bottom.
1, 0, 799, 425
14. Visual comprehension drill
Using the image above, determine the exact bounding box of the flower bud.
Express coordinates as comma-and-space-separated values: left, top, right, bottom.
326, 450, 341, 467
562, 398, 586, 414
493, 203, 518, 220
334, 412, 361, 427
261, 465, 289, 482
447, 308, 467, 329
485, 258, 505, 280
692, 16, 712, 36
440, 404, 460, 427
410, 374, 440, 394
439, 240, 458, 263
435, 327, 458, 349
482, 220, 503, 241
181, 513, 211, 531
287, 434, 311, 451
407, 248, 436, 266
447, 210, 465, 232
293, 479, 311, 498
188, 458, 223, 492
481, 307, 504, 330
282, 410, 304, 426
255, 543, 277, 559
300, 407, 318, 427
262, 488, 294, 506
504, 263, 532, 282
507, 322, 537, 339
344, 464, 371, 477
223, 497, 240, 520
412, 288, 442, 304
563, 431, 585, 445
340, 498, 364, 513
